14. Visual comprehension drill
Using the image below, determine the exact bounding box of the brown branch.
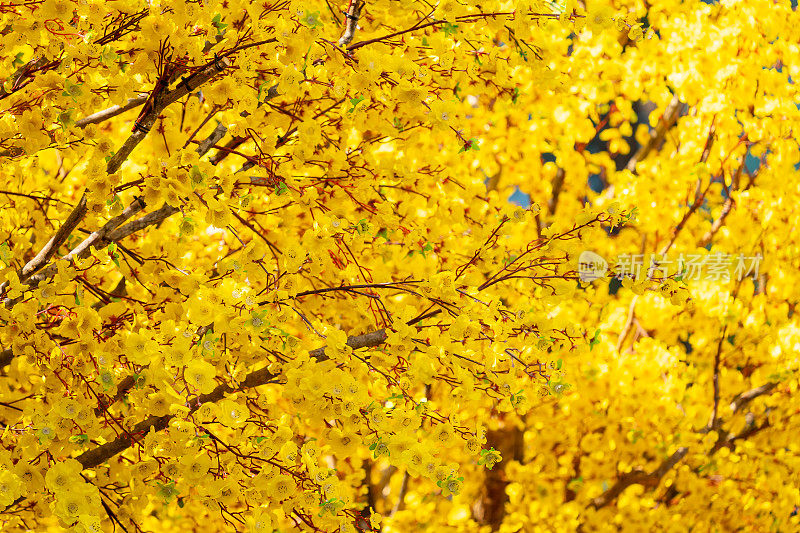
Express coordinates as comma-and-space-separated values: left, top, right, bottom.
0, 56, 50, 99
615, 295, 638, 353
729, 382, 778, 414
584, 380, 782, 514
590, 447, 689, 509
103, 204, 180, 245
625, 95, 683, 174
3, 56, 232, 304
659, 121, 717, 255
209, 136, 248, 166
195, 122, 228, 155
0, 348, 11, 368
697, 160, 749, 248
25, 197, 148, 286
75, 96, 149, 128
707, 325, 728, 431
547, 168, 565, 215
710, 419, 771, 455
90, 278, 127, 310
208, 85, 278, 166
77, 329, 388, 469
338, 0, 366, 47
106, 58, 230, 174
95, 120, 228, 245
348, 19, 442, 51
19, 193, 88, 281
390, 471, 409, 516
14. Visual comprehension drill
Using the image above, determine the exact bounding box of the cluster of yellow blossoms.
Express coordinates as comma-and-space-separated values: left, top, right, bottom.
1, 0, 799, 531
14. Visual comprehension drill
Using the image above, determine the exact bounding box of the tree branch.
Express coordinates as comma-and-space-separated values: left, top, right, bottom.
729, 382, 778, 414
338, 0, 366, 46
590, 447, 689, 509
101, 204, 180, 245
707, 325, 728, 431
106, 58, 229, 174
25, 197, 148, 286
74, 96, 149, 128
76, 328, 387, 469
625, 95, 683, 173
19, 194, 88, 281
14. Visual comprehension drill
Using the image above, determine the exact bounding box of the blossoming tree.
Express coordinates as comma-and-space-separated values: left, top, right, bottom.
1, 0, 799, 531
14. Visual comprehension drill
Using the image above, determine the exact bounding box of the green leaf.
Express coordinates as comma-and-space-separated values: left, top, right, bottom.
275, 181, 288, 195
69, 434, 89, 445
100, 46, 119, 66
443, 23, 459, 36
0, 242, 11, 266
590, 329, 601, 350
458, 138, 480, 153
57, 109, 74, 130
212, 13, 228, 36
257, 82, 271, 102
302, 10, 322, 28
348, 95, 365, 113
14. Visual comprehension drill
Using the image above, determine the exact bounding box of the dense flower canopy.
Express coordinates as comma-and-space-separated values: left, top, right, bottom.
1, 0, 799, 531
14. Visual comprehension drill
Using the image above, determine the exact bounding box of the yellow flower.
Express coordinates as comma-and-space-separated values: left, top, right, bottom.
400, 445, 432, 477
180, 453, 212, 482
55, 397, 81, 420
0, 470, 23, 506
187, 295, 218, 327
479, 447, 503, 469
124, 330, 159, 366
325, 327, 351, 361
77, 514, 103, 533
431, 422, 455, 447
327, 428, 360, 457
34, 418, 56, 443
628, 24, 644, 41
147, 390, 179, 417
218, 399, 249, 428
428, 99, 458, 132
14, 462, 44, 491
586, 5, 616, 33
3, 271, 26, 300
464, 437, 481, 455
248, 508, 273, 532
45, 458, 82, 494
185, 359, 218, 394
53, 483, 99, 523
266, 475, 296, 501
